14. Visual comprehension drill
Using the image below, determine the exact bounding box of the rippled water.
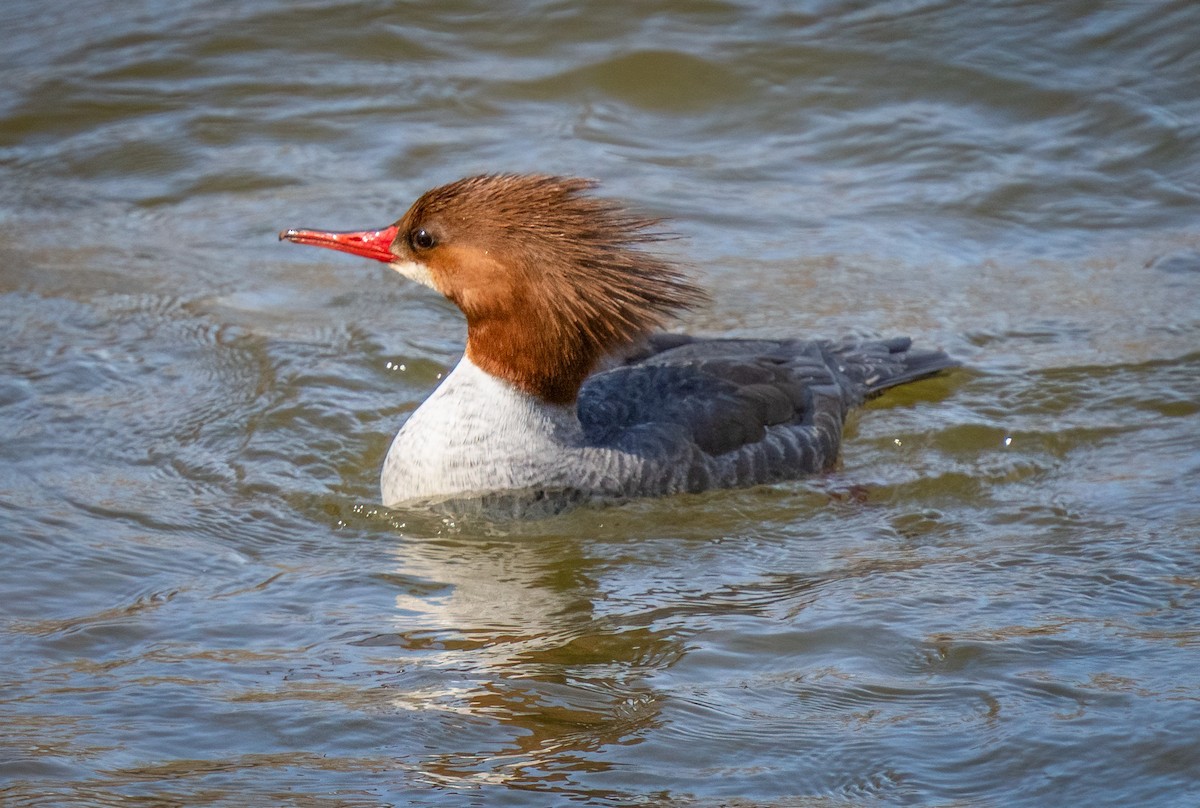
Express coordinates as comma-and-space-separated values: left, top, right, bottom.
3, 1, 1200, 805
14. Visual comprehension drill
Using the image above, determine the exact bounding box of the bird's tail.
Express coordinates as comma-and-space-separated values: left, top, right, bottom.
831, 336, 959, 398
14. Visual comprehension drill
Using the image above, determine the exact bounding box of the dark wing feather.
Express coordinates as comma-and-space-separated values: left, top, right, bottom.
579, 334, 956, 458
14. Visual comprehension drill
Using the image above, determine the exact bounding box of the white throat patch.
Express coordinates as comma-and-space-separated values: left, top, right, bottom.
389, 258, 437, 291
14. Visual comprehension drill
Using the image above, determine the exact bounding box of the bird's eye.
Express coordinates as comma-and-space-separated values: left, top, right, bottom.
410, 228, 436, 250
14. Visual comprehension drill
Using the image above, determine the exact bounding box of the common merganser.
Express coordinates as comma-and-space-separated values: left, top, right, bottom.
281, 174, 956, 512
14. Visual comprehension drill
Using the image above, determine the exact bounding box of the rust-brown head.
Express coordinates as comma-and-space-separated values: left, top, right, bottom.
281, 174, 708, 404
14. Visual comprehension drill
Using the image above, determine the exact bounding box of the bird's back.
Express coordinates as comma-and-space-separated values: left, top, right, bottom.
577, 334, 957, 494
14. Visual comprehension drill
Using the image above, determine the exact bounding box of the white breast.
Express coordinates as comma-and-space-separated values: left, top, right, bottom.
380, 357, 595, 507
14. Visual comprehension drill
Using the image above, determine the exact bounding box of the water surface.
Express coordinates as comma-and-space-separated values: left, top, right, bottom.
3, 1, 1200, 805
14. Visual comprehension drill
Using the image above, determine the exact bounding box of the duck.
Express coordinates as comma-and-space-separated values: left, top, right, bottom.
281, 173, 955, 512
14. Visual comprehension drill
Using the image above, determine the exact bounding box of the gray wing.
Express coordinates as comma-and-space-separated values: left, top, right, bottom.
578, 334, 955, 460
578, 337, 845, 460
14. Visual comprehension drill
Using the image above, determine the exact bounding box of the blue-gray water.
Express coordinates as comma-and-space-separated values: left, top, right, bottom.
3, 1, 1200, 805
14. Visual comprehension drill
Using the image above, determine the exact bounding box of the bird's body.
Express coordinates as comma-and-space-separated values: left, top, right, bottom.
281, 174, 956, 512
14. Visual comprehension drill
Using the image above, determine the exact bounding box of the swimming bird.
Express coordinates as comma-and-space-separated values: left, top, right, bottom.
281, 174, 955, 512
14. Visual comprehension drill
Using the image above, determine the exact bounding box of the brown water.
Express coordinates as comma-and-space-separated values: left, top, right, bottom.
3, 1, 1200, 805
